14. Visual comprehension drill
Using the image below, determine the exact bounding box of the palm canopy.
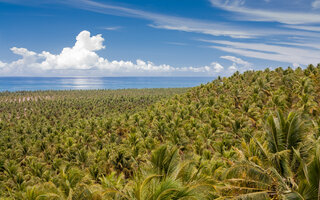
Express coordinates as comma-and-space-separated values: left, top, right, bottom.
220, 111, 315, 199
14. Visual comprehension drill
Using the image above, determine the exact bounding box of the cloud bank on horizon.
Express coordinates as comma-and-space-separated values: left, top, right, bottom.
0, 31, 249, 76
0, 0, 320, 76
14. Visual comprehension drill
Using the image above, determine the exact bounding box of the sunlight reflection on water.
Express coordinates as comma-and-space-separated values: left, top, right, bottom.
0, 77, 214, 91
60, 77, 104, 89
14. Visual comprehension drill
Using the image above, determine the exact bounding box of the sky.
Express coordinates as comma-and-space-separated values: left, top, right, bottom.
0, 0, 320, 76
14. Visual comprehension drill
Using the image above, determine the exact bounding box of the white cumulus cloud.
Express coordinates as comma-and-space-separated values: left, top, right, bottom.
228, 64, 238, 72
211, 62, 224, 73
0, 30, 240, 76
39, 31, 105, 70
220, 55, 253, 73
0, 61, 6, 68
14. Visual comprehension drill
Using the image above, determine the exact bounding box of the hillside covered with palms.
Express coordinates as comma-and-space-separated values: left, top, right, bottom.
1, 64, 320, 199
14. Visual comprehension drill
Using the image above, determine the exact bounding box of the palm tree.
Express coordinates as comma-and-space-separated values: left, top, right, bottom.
219, 111, 310, 199
102, 145, 215, 200
293, 141, 320, 200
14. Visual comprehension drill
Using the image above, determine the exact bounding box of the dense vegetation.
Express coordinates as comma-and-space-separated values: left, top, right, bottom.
1, 64, 320, 199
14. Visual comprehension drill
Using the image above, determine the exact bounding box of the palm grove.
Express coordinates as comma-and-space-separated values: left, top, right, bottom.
1, 64, 320, 199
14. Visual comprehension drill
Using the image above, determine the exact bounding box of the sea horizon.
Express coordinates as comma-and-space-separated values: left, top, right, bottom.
0, 76, 215, 92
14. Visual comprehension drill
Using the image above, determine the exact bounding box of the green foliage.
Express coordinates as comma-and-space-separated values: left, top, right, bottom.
2, 65, 320, 199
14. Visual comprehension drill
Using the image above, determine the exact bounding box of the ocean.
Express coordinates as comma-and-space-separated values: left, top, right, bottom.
0, 77, 215, 92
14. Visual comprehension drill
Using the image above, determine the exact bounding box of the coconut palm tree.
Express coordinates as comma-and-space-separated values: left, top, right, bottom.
102, 145, 215, 200
219, 111, 311, 199
293, 141, 320, 200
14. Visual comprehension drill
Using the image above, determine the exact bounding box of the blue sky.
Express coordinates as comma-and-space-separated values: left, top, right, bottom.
0, 0, 320, 76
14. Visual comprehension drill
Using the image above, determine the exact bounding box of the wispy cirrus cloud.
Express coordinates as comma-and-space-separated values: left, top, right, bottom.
165, 42, 187, 46
283, 25, 320, 32
272, 41, 320, 50
210, 0, 320, 24
220, 55, 252, 68
59, 0, 320, 43
3, 0, 320, 39
203, 40, 320, 65
66, 0, 259, 39
31, 0, 319, 39
0, 0, 264, 38
103, 26, 122, 31
312, 0, 320, 9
